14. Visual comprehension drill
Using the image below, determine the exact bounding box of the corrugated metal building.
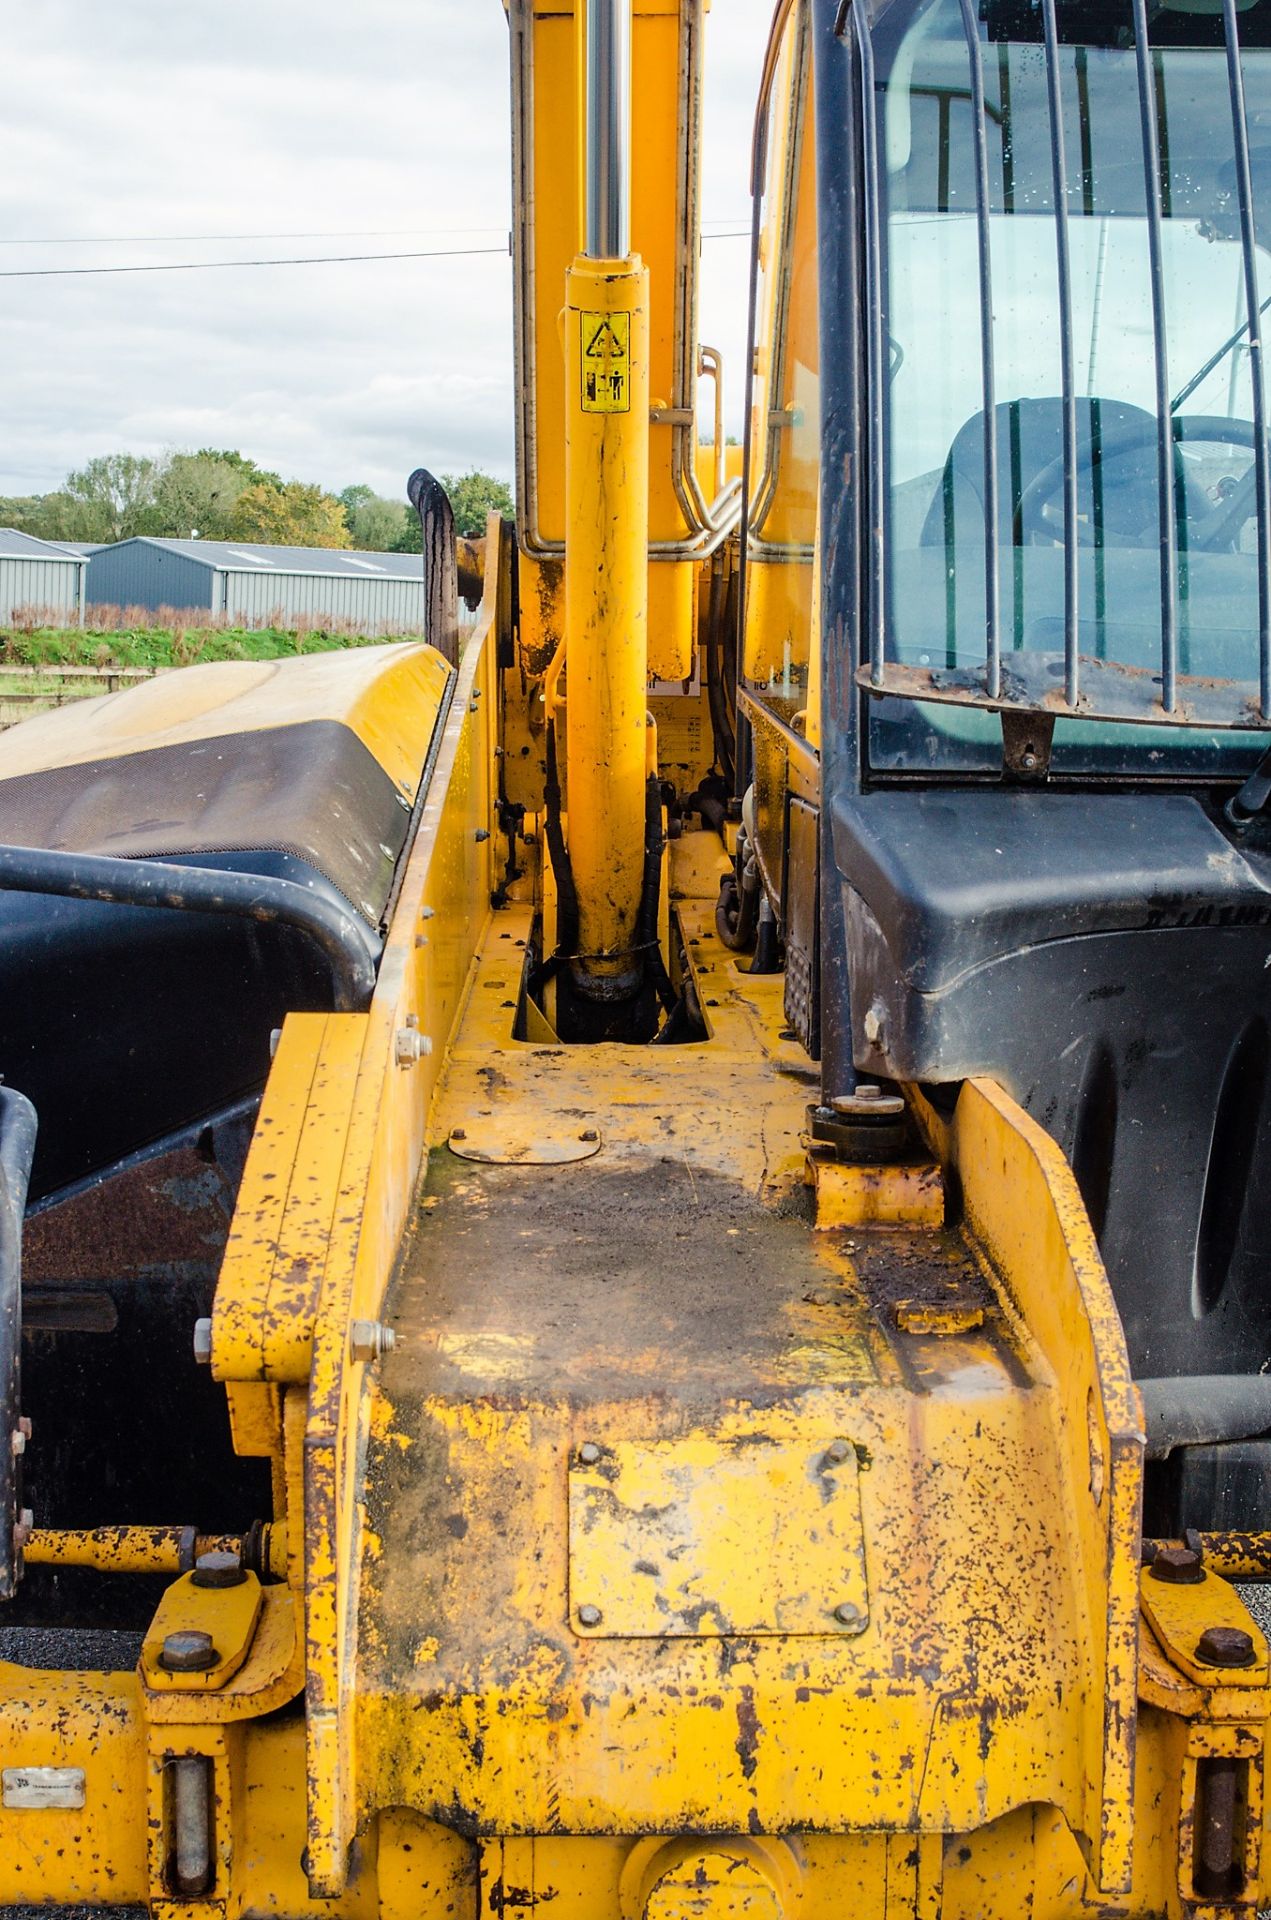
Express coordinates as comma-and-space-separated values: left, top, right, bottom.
0, 529, 86, 626
84, 537, 424, 631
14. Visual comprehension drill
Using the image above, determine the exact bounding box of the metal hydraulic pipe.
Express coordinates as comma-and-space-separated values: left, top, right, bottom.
563, 0, 649, 1001
585, 0, 631, 261
23, 1526, 239, 1575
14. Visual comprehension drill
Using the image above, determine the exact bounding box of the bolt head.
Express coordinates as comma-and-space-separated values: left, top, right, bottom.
9, 1428, 25, 1458
395, 1026, 432, 1067
1150, 1545, 1204, 1585
14, 1508, 33, 1548
578, 1442, 602, 1465
579, 1129, 600, 1144
577, 1604, 602, 1628
834, 1600, 866, 1631
193, 1317, 213, 1365
1196, 1624, 1256, 1668
192, 1550, 246, 1590
823, 1439, 852, 1466
160, 1629, 218, 1674
349, 1319, 394, 1364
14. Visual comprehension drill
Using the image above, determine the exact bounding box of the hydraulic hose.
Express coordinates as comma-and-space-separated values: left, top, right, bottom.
542, 719, 580, 959
638, 774, 676, 1013
0, 844, 376, 1013
0, 1086, 38, 1600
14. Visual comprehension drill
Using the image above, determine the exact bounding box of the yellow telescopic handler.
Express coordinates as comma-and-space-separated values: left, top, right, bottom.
5, 0, 1271, 1913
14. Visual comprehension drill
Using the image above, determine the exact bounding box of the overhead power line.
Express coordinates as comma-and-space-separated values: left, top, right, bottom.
0, 232, 750, 280
0, 219, 751, 247
0, 243, 510, 280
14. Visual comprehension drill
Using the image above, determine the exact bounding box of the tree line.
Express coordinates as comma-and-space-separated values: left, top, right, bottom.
0, 451, 514, 551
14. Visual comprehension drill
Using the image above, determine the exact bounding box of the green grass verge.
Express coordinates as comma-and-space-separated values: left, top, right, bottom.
0, 626, 422, 672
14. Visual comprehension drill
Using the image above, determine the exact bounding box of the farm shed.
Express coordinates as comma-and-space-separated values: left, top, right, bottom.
85, 536, 425, 631
0, 529, 86, 626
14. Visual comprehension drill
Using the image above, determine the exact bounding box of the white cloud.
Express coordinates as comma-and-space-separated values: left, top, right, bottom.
0, 0, 770, 501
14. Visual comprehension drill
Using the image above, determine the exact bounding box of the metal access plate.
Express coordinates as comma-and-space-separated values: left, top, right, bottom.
568, 1434, 868, 1638
449, 1123, 601, 1166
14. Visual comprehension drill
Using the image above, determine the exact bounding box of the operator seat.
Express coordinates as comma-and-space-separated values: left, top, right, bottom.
919, 396, 1166, 549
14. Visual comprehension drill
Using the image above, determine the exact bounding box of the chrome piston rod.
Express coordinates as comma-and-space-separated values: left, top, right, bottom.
585, 0, 631, 259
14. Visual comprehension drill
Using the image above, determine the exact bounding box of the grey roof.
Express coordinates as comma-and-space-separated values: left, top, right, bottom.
0, 527, 83, 563
105, 535, 422, 580
57, 541, 105, 556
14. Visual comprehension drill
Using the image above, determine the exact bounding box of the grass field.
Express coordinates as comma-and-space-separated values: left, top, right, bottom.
0, 625, 424, 727
0, 623, 418, 672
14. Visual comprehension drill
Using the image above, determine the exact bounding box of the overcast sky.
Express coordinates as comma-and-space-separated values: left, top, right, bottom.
0, 1, 771, 504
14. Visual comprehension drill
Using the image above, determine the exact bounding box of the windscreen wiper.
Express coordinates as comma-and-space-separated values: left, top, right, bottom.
1225, 738, 1271, 827
1173, 287, 1271, 413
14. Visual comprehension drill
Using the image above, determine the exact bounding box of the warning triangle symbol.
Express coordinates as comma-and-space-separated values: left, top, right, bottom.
584, 318, 622, 358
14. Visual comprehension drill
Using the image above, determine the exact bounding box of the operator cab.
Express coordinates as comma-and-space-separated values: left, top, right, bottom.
742, 0, 1271, 1534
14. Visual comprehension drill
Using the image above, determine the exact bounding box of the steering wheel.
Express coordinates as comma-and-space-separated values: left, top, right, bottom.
1013, 413, 1258, 553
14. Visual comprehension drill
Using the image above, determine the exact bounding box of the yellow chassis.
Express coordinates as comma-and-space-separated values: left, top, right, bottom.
1, 544, 1268, 1920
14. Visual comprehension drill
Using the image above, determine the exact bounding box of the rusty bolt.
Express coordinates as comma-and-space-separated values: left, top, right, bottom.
452, 1128, 467, 1142
18, 1417, 31, 1440
578, 1442, 602, 1465
350, 1319, 395, 1364
577, 1604, 602, 1628
160, 1629, 218, 1674
579, 1129, 600, 1144
823, 1439, 852, 1467
193, 1318, 213, 1365
834, 1087, 881, 1110
1196, 1625, 1256, 1668
834, 1601, 866, 1631
192, 1550, 246, 1590
1150, 1545, 1204, 1585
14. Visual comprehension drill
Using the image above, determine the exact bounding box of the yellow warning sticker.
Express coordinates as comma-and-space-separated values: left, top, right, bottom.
580, 310, 631, 413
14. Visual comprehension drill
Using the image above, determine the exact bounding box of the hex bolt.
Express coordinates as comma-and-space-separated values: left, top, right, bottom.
577, 1604, 602, 1628
193, 1318, 213, 1366
823, 1439, 852, 1467
834, 1601, 866, 1630
18, 1417, 31, 1440
395, 1026, 433, 1068
1150, 1545, 1204, 1585
192, 1550, 247, 1590
1196, 1625, 1256, 1668
10, 1428, 25, 1458
579, 1129, 600, 1144
578, 1442, 602, 1465
474, 828, 491, 843
160, 1629, 218, 1674
349, 1319, 396, 1364
452, 1128, 467, 1142
14, 1508, 33, 1549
